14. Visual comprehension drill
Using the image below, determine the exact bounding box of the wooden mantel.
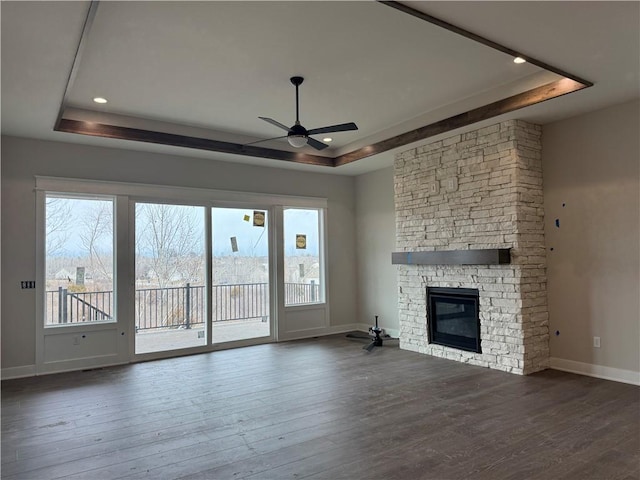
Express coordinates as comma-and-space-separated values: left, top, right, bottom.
391, 249, 511, 266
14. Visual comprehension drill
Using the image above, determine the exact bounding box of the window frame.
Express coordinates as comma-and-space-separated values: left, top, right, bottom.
43, 192, 117, 329
282, 206, 327, 307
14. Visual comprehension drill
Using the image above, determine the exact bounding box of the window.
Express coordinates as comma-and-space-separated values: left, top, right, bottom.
44, 194, 115, 326
283, 208, 324, 306
211, 207, 271, 342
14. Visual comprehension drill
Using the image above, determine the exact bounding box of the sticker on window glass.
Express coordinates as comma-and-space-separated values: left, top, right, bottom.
253, 211, 265, 227
230, 236, 238, 252
243, 214, 250, 222
295, 234, 306, 249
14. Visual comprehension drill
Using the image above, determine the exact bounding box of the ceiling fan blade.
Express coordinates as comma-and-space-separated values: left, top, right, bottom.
307, 122, 358, 136
307, 137, 330, 151
243, 135, 287, 147
259, 117, 290, 132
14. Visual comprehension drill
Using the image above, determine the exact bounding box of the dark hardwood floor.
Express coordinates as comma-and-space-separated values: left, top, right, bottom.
2, 334, 639, 480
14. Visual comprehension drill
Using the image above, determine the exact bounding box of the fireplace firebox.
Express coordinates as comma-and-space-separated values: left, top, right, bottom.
427, 287, 481, 353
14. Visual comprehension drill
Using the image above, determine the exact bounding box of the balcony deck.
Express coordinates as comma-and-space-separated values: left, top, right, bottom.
135, 318, 271, 354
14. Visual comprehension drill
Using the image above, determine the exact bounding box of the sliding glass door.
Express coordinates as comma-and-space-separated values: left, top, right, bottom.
211, 208, 270, 343
134, 202, 206, 354
134, 203, 271, 354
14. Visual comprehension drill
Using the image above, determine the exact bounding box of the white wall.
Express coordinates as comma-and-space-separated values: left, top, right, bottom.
1, 136, 357, 370
355, 166, 398, 335
543, 100, 640, 379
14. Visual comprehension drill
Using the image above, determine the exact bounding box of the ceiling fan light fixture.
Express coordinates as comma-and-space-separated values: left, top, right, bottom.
255, 76, 357, 151
287, 135, 308, 148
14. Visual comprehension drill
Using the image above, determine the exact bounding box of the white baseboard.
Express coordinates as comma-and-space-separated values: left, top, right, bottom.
277, 323, 400, 342
2, 327, 401, 380
345, 323, 400, 338
38, 357, 127, 376
278, 323, 361, 342
329, 323, 368, 335
550, 357, 640, 386
2, 360, 131, 380
1, 364, 36, 380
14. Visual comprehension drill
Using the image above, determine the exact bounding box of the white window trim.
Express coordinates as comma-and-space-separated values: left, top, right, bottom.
42, 192, 118, 328
35, 176, 327, 209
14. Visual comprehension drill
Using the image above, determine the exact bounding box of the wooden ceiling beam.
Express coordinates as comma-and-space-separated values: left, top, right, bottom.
56, 119, 334, 167
333, 78, 588, 167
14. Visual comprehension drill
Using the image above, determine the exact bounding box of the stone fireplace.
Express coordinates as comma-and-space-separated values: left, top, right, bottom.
394, 120, 549, 375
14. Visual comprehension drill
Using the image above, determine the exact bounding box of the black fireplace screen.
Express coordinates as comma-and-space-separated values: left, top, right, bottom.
427, 287, 481, 353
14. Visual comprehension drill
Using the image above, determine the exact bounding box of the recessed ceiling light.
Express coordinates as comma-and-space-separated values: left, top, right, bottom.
323, 137, 333, 142
513, 57, 526, 64
93, 97, 108, 104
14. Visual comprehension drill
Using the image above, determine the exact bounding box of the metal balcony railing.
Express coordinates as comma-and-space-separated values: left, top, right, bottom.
45, 282, 320, 330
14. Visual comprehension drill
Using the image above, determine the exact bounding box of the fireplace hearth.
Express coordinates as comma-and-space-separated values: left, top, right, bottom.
427, 287, 481, 353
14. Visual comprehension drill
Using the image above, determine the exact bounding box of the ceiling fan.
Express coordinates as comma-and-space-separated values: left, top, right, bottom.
247, 76, 358, 151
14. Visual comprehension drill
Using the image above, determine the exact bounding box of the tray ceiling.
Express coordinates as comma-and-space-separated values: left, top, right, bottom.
2, 1, 637, 174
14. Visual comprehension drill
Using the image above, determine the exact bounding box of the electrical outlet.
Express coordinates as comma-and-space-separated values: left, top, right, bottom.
428, 182, 440, 195
593, 336, 601, 348
21, 281, 36, 289
73, 336, 80, 345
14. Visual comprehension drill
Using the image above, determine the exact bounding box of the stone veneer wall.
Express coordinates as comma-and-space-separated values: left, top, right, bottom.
394, 120, 549, 375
